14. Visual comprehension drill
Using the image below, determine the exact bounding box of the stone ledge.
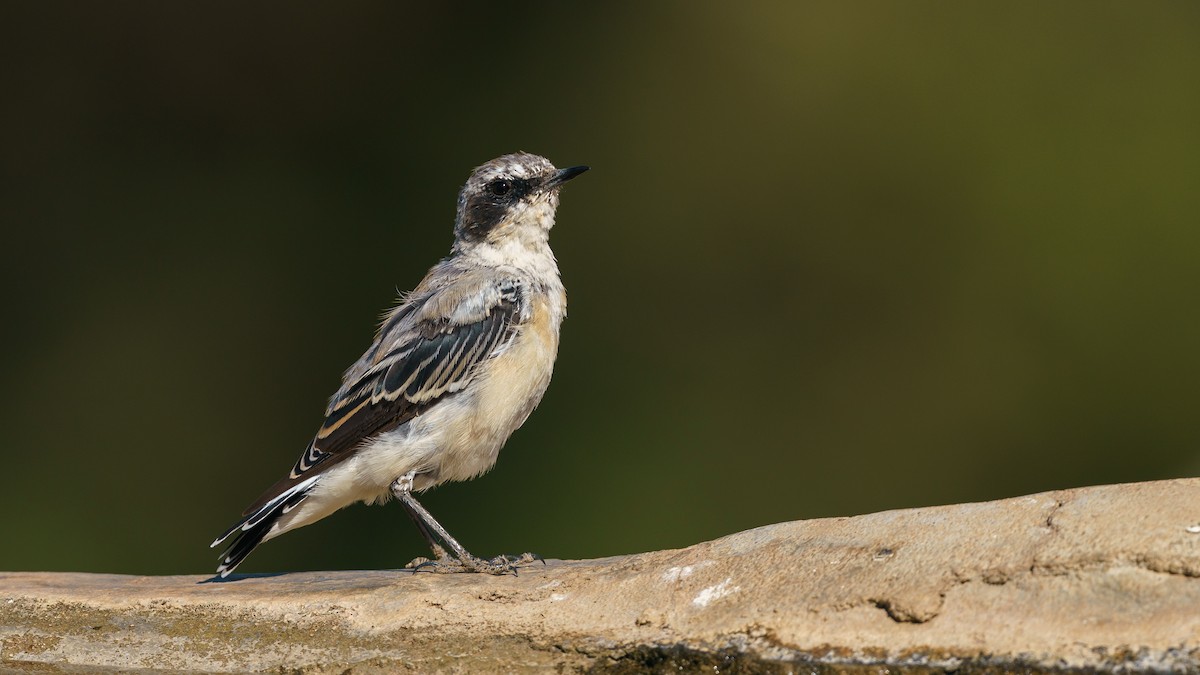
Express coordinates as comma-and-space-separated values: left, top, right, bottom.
3, 479, 1200, 673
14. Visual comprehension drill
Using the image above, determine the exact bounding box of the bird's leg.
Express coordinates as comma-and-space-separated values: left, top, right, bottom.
389, 472, 519, 575
399, 496, 449, 563
390, 471, 463, 561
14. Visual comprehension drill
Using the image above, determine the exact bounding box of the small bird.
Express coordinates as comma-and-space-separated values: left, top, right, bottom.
211, 152, 588, 577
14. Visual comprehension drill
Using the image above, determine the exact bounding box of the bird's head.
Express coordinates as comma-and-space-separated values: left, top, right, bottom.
453, 152, 588, 251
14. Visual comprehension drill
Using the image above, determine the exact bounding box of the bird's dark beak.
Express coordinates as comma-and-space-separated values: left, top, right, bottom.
546, 165, 590, 189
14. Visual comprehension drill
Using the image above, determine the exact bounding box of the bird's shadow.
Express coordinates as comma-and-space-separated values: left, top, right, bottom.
196, 572, 289, 585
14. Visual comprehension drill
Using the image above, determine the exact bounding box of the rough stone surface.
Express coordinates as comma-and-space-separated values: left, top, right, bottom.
4, 479, 1200, 673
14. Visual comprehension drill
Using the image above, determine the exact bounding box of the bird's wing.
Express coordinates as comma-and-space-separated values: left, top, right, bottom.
240, 279, 522, 516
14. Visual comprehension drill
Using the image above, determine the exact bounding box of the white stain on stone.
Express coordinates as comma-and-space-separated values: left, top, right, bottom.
662, 565, 694, 583
692, 577, 739, 607
549, 593, 568, 602
661, 560, 715, 583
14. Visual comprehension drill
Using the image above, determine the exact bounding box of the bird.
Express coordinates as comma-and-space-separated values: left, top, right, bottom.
210, 152, 588, 577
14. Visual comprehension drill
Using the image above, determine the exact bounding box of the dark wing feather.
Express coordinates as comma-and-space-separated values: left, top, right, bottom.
240, 295, 519, 516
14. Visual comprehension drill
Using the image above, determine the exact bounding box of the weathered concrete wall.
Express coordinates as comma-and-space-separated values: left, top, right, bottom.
3, 479, 1200, 673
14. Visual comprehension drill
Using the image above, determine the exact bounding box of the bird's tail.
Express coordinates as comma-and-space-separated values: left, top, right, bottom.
210, 476, 319, 577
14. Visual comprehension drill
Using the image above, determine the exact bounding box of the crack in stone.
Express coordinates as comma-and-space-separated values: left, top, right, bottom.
868, 597, 939, 624
1029, 497, 1067, 575
1043, 499, 1065, 531
1031, 556, 1200, 579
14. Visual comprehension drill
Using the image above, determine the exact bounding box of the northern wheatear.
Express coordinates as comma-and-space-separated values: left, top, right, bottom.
211, 152, 588, 577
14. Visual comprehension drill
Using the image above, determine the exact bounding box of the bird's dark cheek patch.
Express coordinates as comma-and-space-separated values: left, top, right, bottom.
462, 198, 508, 239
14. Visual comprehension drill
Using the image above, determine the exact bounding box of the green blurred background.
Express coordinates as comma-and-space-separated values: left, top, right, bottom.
2, 3, 1199, 576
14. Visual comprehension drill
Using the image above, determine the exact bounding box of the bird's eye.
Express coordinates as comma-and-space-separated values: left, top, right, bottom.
488, 179, 511, 197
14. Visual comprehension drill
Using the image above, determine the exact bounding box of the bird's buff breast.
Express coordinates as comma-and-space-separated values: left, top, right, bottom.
436, 300, 559, 483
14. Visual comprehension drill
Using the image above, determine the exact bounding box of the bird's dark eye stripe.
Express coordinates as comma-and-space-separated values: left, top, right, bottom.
488, 177, 533, 200
457, 176, 535, 240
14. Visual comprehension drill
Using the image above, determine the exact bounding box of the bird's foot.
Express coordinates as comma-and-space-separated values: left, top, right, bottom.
406, 553, 514, 575
404, 551, 544, 575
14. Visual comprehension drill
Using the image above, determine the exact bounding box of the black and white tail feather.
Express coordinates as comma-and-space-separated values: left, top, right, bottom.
210, 475, 320, 577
